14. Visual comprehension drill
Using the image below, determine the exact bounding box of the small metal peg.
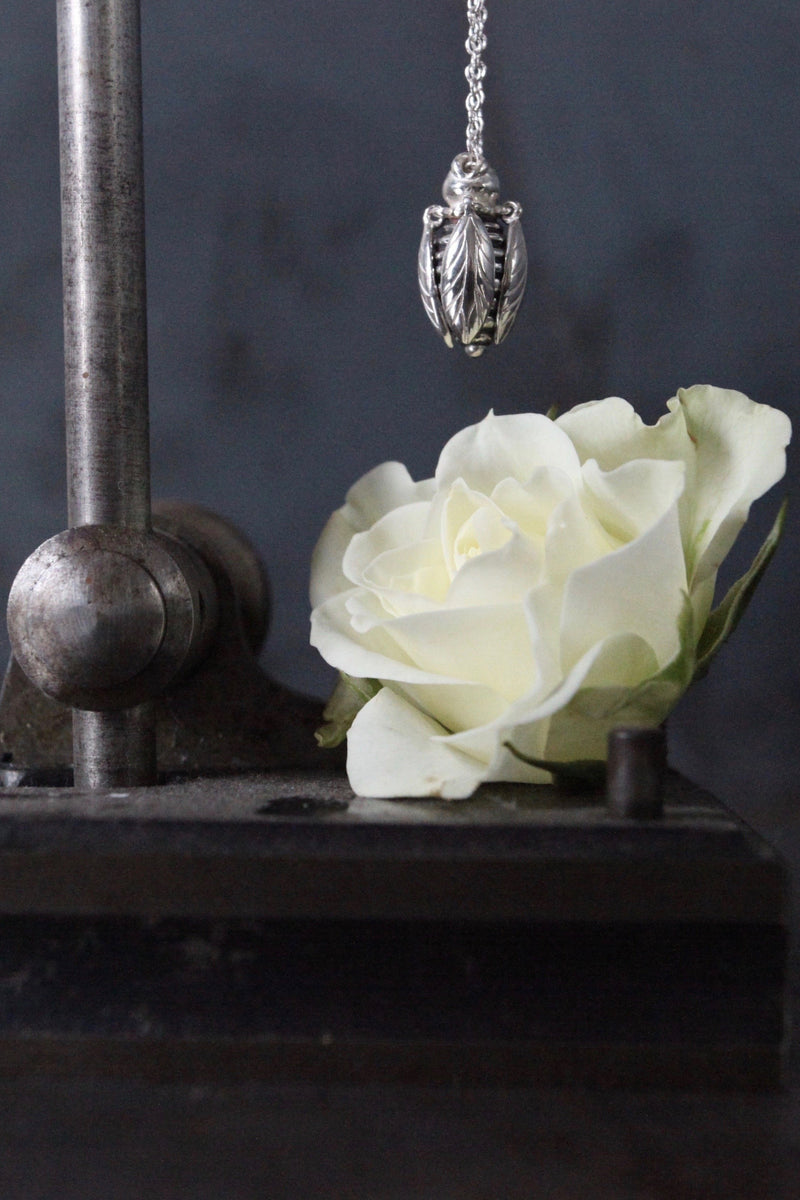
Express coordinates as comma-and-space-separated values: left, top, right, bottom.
606, 726, 666, 820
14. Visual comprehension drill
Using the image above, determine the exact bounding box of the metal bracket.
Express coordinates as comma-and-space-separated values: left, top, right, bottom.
0, 503, 329, 785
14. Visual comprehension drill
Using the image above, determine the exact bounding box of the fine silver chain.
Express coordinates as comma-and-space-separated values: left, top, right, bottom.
464, 0, 488, 169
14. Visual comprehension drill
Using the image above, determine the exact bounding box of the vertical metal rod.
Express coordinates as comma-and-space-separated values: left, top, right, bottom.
57, 0, 155, 787
58, 0, 151, 527
73, 706, 157, 791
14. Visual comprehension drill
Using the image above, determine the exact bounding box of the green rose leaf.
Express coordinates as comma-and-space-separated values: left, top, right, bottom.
693, 497, 787, 682
315, 673, 382, 749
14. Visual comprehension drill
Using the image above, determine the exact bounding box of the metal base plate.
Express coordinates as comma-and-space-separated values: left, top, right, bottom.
0, 770, 788, 1088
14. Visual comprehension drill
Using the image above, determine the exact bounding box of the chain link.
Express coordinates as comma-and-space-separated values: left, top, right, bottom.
464, 0, 488, 169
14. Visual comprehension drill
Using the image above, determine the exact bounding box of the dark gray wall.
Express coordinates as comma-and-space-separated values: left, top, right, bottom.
0, 2, 797, 810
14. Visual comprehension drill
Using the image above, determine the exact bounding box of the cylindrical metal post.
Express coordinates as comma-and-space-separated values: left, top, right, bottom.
73, 706, 157, 791
606, 726, 666, 820
57, 0, 154, 787
58, 0, 151, 528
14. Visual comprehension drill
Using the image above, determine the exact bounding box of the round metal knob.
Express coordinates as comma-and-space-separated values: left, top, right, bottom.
8, 525, 217, 711
22, 548, 165, 691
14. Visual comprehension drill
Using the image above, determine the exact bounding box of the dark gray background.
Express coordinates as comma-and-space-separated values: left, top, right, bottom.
0, 1, 797, 812
0, 9, 799, 1192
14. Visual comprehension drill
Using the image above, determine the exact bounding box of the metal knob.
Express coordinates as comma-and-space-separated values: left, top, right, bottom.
8, 525, 217, 712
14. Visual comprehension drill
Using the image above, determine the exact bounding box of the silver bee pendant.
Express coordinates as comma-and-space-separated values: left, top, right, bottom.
418, 153, 527, 357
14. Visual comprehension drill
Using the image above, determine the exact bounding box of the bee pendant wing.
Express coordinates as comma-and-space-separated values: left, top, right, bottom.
440, 209, 495, 345
417, 223, 453, 347
494, 217, 527, 344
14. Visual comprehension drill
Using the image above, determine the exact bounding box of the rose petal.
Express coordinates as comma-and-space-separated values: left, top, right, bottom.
343, 501, 434, 588
544, 490, 619, 583
559, 494, 686, 672
310, 462, 434, 607
347, 689, 489, 798
311, 591, 465, 685
342, 461, 435, 531
580, 458, 686, 544
398, 679, 509, 735
523, 583, 566, 698
556, 396, 658, 468
555, 395, 689, 467
442, 631, 625, 770
492, 469, 573, 542
452, 500, 513, 572
382, 603, 537, 701
436, 411, 580, 493
540, 633, 661, 762
557, 388, 792, 587
362, 538, 450, 610
440, 481, 511, 575
310, 509, 359, 608
438, 479, 506, 578
670, 385, 791, 582
445, 529, 542, 607
313, 591, 524, 715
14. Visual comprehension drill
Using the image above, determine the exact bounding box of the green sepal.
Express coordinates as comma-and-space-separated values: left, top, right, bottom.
693, 497, 787, 682
545, 403, 560, 421
315, 673, 382, 749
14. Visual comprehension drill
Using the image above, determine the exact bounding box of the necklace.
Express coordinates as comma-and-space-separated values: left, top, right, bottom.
418, 0, 527, 357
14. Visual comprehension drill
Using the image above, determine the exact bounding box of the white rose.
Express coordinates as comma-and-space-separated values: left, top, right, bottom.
310, 386, 790, 798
